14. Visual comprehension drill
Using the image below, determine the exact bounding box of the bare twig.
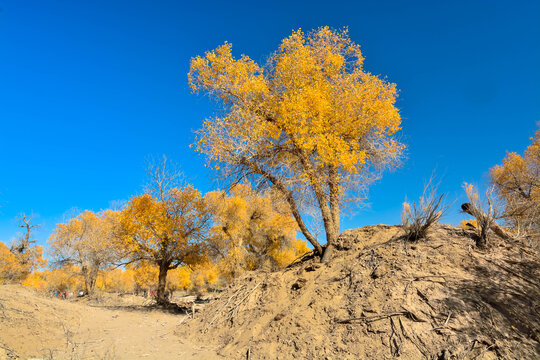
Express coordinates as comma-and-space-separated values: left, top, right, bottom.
228, 283, 261, 321
205, 285, 246, 332
336, 310, 426, 324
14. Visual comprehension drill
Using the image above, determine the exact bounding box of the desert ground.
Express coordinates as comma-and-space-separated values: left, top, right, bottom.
0, 285, 220, 359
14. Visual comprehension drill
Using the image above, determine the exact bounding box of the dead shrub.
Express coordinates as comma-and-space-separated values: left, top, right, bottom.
461, 183, 498, 248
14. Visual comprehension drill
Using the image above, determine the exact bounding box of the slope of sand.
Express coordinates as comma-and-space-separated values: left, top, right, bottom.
0, 285, 220, 359
179, 225, 540, 359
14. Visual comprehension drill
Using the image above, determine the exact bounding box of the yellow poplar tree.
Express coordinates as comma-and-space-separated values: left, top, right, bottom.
0, 240, 45, 284
45, 264, 84, 293
117, 185, 211, 304
490, 130, 539, 237
206, 183, 308, 280
0, 241, 25, 283
96, 268, 136, 293
48, 210, 121, 294
189, 27, 404, 261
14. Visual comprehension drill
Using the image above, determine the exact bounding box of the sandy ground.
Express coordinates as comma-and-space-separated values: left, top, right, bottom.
0, 285, 220, 360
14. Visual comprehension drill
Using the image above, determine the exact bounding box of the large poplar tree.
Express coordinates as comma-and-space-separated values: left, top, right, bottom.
189, 27, 404, 261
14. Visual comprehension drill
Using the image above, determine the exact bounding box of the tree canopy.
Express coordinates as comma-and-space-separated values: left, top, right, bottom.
490, 130, 539, 237
189, 27, 404, 260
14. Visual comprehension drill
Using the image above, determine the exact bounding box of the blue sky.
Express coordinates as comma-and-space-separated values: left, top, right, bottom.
0, 0, 538, 248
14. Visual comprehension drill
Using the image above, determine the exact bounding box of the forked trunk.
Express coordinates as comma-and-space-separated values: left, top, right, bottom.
321, 228, 338, 263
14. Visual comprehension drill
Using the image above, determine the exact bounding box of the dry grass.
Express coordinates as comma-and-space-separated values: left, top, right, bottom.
401, 180, 446, 241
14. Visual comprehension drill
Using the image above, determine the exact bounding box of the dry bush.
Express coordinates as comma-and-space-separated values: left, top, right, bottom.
401, 180, 446, 241
461, 183, 499, 248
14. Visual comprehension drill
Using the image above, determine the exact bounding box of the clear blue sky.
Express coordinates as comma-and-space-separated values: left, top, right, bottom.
0, 0, 538, 248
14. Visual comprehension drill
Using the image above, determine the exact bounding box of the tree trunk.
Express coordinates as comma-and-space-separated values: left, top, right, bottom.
156, 262, 169, 305
461, 202, 512, 247
322, 165, 340, 263
81, 265, 90, 294
328, 165, 340, 235
321, 243, 334, 262
88, 264, 99, 294
478, 226, 488, 249
241, 157, 324, 256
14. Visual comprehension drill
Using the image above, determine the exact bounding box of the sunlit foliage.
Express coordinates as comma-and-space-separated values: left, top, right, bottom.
131, 262, 158, 293
166, 266, 191, 294
96, 268, 136, 293
22, 271, 48, 292
189, 26, 404, 261
0, 240, 45, 284
206, 183, 309, 281
117, 185, 211, 303
189, 261, 219, 294
48, 210, 121, 294
459, 219, 479, 230
44, 264, 84, 293
490, 130, 539, 239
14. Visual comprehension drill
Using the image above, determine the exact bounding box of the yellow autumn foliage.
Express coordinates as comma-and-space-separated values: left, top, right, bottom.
189, 261, 219, 294
131, 262, 158, 291
189, 26, 404, 258
95, 268, 136, 293
490, 130, 540, 235
45, 265, 84, 293
459, 219, 480, 230
167, 267, 191, 293
22, 271, 48, 292
0, 240, 46, 284
206, 183, 309, 282
48, 210, 121, 293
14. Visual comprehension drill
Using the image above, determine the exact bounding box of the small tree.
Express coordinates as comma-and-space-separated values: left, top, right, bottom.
189, 27, 404, 261
490, 130, 539, 241
48, 210, 121, 294
11, 213, 40, 254
1, 214, 46, 283
461, 183, 499, 248
117, 158, 211, 304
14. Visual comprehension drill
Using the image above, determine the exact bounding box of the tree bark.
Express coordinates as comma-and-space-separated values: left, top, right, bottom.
322, 165, 340, 263
81, 265, 90, 294
88, 263, 99, 294
156, 261, 169, 304
240, 157, 324, 256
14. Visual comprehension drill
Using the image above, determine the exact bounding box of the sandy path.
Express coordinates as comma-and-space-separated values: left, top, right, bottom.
0, 285, 220, 359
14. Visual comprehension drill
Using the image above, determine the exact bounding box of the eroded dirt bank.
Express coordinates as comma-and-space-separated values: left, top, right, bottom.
179, 225, 540, 359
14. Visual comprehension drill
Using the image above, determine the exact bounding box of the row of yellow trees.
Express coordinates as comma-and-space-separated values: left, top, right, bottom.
1, 177, 309, 303
41, 168, 308, 303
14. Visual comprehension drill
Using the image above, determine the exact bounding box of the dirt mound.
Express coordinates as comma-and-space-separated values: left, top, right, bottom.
179, 225, 540, 359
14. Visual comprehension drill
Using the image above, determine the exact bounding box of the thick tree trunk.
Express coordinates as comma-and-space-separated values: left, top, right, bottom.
328, 165, 340, 235
322, 165, 340, 263
81, 265, 90, 294
88, 264, 99, 294
156, 262, 169, 305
